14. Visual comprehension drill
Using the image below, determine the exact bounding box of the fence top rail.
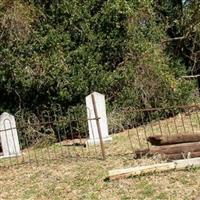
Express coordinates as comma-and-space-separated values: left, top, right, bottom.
120, 104, 200, 113
15, 117, 88, 129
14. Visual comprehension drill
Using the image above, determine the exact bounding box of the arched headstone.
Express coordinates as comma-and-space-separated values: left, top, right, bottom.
86, 92, 112, 145
0, 112, 21, 158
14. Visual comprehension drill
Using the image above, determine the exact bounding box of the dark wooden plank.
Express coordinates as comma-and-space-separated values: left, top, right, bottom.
161, 151, 200, 160
150, 142, 200, 154
135, 142, 200, 159
147, 134, 200, 145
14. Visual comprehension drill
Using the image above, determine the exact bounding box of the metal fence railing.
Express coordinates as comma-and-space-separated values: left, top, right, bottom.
0, 106, 104, 167
107, 103, 200, 159
1, 102, 200, 167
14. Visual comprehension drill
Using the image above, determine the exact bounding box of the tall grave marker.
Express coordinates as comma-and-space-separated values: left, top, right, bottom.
86, 92, 112, 146
0, 112, 21, 158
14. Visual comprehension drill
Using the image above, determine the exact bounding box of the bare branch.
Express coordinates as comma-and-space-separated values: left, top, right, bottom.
161, 36, 187, 43
181, 75, 200, 79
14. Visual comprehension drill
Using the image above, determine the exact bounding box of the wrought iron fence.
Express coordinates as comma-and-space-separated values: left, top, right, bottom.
0, 105, 104, 167
107, 103, 200, 159
1, 102, 200, 167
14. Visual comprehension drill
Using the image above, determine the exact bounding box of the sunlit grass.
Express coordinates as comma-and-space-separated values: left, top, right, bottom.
1, 111, 200, 199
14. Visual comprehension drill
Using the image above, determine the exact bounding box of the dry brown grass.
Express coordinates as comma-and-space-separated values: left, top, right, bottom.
1, 112, 200, 199
1, 156, 200, 200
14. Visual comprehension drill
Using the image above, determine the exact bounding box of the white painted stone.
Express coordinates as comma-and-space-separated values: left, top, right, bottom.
0, 112, 21, 158
86, 92, 112, 145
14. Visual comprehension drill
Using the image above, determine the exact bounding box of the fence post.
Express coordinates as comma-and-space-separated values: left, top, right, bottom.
91, 93, 106, 160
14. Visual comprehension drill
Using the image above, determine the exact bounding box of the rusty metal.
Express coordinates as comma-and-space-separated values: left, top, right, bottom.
91, 93, 106, 160
1, 98, 200, 168
125, 104, 200, 112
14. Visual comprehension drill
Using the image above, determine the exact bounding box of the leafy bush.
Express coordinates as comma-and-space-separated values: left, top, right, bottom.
0, 0, 196, 141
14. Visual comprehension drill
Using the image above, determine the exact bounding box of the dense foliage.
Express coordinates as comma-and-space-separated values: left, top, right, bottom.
0, 0, 198, 117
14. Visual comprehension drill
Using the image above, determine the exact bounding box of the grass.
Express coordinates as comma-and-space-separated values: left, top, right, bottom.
1, 111, 200, 199
1, 158, 200, 200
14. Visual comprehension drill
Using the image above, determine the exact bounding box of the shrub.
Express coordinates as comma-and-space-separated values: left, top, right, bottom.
0, 0, 196, 142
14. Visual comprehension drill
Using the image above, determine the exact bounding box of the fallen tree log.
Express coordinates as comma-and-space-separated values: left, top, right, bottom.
135, 150, 200, 160
151, 141, 200, 154
147, 134, 200, 146
108, 157, 200, 180
135, 148, 150, 158
161, 151, 200, 160
135, 142, 200, 159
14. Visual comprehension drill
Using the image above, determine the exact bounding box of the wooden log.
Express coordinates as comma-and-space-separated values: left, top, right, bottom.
135, 150, 200, 160
147, 134, 200, 146
108, 157, 200, 180
150, 141, 200, 154
135, 142, 200, 159
161, 151, 200, 160
134, 148, 150, 158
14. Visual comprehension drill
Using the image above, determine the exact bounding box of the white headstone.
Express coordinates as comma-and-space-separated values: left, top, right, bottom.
86, 92, 112, 145
0, 112, 21, 158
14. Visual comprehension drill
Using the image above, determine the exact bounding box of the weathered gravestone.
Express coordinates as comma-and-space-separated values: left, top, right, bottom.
0, 112, 21, 158
86, 92, 112, 145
